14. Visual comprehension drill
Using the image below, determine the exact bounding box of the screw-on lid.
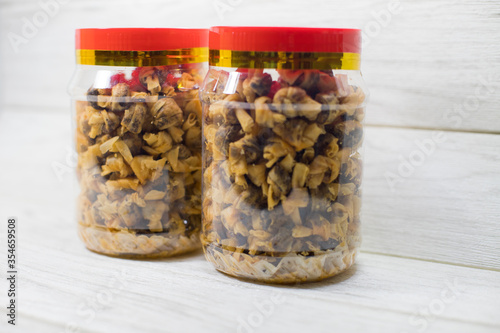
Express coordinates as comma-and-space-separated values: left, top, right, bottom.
209, 27, 361, 70
209, 26, 361, 54
76, 28, 208, 51
75, 28, 208, 67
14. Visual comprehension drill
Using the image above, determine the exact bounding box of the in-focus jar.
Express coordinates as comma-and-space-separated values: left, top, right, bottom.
200, 27, 367, 283
69, 28, 208, 258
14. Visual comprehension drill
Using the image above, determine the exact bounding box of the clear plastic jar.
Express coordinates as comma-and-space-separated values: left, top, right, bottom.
69, 28, 208, 258
200, 27, 367, 283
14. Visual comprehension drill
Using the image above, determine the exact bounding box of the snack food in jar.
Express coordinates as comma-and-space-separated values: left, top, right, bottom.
200, 26, 367, 283
69, 28, 208, 258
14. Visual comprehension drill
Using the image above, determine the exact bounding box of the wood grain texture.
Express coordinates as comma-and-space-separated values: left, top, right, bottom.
1, 0, 500, 131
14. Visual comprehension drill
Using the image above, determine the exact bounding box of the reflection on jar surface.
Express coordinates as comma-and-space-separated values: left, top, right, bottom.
200, 27, 367, 283
69, 28, 208, 258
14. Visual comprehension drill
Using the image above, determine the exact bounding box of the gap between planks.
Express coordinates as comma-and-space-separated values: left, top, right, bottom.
362, 250, 500, 273
365, 123, 500, 136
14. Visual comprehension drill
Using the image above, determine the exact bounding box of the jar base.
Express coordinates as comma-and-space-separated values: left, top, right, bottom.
202, 242, 358, 284
78, 223, 201, 259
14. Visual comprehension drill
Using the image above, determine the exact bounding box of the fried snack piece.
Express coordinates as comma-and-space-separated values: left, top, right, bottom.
121, 102, 147, 134
273, 87, 322, 121
254, 96, 286, 128
111, 83, 130, 111
242, 73, 272, 103
151, 98, 184, 130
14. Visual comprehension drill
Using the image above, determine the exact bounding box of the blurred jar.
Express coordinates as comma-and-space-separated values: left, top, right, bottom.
200, 27, 367, 283
69, 28, 208, 258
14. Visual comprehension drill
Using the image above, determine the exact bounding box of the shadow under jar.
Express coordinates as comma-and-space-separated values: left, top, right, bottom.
200, 27, 368, 283
69, 28, 208, 258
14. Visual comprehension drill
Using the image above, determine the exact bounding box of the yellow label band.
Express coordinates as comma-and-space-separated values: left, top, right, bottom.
77, 47, 209, 66
209, 49, 360, 70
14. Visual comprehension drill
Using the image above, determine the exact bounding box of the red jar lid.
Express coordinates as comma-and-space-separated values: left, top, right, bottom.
209, 26, 361, 54
76, 28, 208, 51
75, 28, 208, 66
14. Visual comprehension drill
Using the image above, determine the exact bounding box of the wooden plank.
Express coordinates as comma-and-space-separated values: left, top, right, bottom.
1, 0, 500, 132
362, 126, 500, 270
0, 110, 499, 270
361, 0, 500, 132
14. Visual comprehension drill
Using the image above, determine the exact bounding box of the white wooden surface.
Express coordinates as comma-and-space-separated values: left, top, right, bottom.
0, 0, 499, 332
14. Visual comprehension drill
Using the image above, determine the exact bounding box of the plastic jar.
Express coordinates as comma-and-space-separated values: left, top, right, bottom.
200, 27, 367, 283
69, 28, 208, 258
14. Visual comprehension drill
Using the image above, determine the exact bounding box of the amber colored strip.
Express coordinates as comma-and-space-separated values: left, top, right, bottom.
209, 49, 360, 70
77, 47, 209, 66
